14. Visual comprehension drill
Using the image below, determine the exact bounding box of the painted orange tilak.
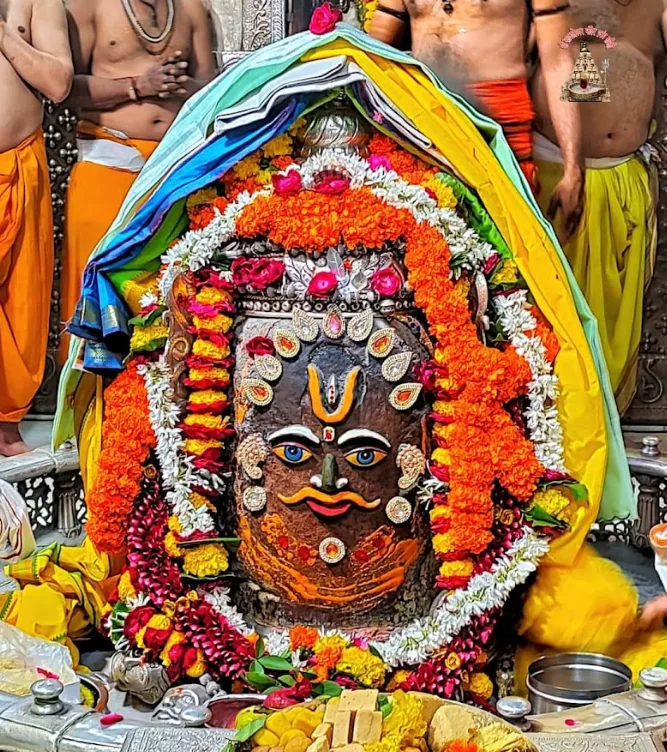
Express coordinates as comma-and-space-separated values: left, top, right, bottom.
307, 364, 360, 424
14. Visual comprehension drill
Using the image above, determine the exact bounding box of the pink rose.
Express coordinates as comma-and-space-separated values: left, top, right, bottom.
483, 252, 501, 275
314, 174, 350, 195
272, 169, 303, 196
368, 154, 391, 171
307, 271, 338, 298
246, 336, 275, 358
309, 2, 342, 34
370, 266, 402, 298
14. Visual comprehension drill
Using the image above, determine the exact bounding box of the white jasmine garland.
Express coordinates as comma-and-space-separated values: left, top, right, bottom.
135, 148, 567, 670
138, 356, 217, 536
493, 291, 567, 473
193, 528, 547, 668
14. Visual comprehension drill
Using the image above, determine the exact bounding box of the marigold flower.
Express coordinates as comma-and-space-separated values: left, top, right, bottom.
234, 153, 261, 180
184, 438, 223, 456
182, 543, 229, 578
196, 286, 233, 307
262, 133, 293, 158
289, 626, 319, 651
492, 259, 519, 285
86, 362, 156, 554
445, 652, 463, 671
186, 187, 217, 208
193, 313, 234, 333
439, 559, 474, 580
531, 487, 571, 520
422, 176, 457, 209
192, 339, 231, 362
469, 672, 493, 699
336, 646, 386, 688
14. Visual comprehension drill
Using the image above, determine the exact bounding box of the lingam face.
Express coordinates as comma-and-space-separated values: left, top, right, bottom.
234, 311, 434, 624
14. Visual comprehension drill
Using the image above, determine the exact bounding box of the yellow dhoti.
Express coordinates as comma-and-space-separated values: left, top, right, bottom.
60, 121, 158, 363
535, 133, 658, 415
0, 131, 54, 422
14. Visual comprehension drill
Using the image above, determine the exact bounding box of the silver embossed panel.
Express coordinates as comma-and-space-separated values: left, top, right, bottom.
122, 727, 234, 752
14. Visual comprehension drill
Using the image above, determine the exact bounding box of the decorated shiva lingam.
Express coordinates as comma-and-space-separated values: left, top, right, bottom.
168, 100, 437, 631
93, 88, 579, 712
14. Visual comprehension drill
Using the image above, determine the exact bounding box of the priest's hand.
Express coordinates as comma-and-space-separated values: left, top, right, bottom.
547, 166, 584, 245
637, 594, 667, 631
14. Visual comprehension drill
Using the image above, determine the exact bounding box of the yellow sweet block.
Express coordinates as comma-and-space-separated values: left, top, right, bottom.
292, 709, 321, 737
332, 711, 352, 748
306, 736, 331, 752
338, 690, 379, 713
266, 712, 293, 738
279, 730, 308, 746
285, 736, 311, 752
352, 710, 382, 744
323, 698, 341, 724
337, 744, 365, 752
254, 730, 280, 747
312, 723, 333, 744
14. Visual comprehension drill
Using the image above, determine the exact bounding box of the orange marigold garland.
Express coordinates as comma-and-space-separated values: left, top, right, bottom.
87, 361, 156, 555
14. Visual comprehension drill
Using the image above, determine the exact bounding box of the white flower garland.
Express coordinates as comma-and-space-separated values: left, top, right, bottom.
138, 147, 568, 666
158, 151, 495, 296
204, 527, 547, 668
493, 291, 567, 473
138, 356, 217, 537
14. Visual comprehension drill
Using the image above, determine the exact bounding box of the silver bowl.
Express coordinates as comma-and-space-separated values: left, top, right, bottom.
527, 653, 632, 714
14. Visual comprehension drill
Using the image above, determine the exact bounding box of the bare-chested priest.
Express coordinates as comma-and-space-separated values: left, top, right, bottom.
368, 0, 585, 239
532, 2, 665, 415
60, 0, 215, 362
0, 0, 72, 456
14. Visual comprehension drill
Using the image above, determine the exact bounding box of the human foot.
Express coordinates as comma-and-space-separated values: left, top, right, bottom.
0, 422, 30, 457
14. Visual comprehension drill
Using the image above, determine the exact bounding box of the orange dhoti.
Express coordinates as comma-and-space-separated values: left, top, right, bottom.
60, 122, 158, 363
0, 131, 54, 422
465, 78, 538, 194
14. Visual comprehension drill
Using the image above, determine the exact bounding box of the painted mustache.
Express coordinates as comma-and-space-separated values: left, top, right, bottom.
278, 488, 381, 517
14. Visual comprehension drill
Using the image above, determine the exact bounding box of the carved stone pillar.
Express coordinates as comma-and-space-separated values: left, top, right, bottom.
625, 78, 667, 424
627, 436, 667, 550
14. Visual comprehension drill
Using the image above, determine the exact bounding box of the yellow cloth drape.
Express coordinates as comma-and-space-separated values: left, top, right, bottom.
537, 156, 657, 416
0, 538, 121, 668
0, 130, 54, 422
515, 544, 667, 688
302, 43, 606, 566
301, 43, 667, 683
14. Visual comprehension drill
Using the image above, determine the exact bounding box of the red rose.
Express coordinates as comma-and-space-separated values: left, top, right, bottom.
253, 259, 285, 290
143, 625, 172, 651
309, 2, 342, 34
123, 605, 154, 642
307, 271, 338, 298
272, 169, 303, 196
370, 266, 402, 298
231, 257, 255, 287
246, 336, 275, 358
231, 257, 285, 290
313, 173, 350, 195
